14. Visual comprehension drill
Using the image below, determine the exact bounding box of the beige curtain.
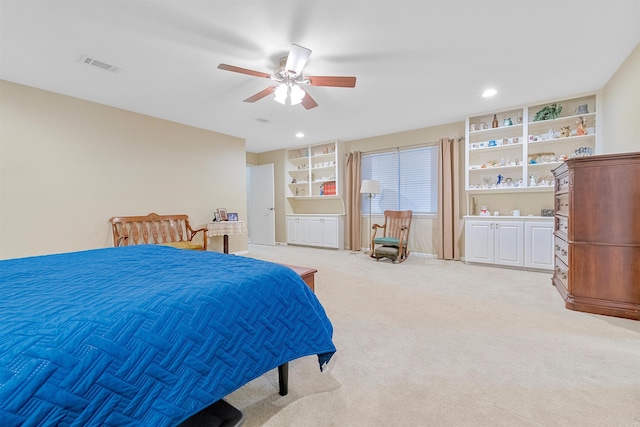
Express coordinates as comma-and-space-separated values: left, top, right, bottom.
345, 151, 362, 250
437, 138, 461, 260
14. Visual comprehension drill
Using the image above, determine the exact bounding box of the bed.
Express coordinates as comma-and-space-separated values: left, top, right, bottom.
0, 245, 335, 426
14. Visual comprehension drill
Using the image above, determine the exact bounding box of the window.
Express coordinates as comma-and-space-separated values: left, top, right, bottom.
361, 146, 438, 215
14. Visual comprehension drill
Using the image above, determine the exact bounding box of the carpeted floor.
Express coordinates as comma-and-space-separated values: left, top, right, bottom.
225, 244, 640, 427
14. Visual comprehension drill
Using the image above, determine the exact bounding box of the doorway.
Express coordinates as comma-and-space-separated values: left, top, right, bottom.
248, 164, 275, 246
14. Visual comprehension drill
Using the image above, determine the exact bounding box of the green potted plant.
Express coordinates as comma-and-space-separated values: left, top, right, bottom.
533, 103, 563, 121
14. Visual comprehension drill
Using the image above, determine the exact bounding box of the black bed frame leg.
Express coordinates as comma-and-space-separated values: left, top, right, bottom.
278, 363, 289, 396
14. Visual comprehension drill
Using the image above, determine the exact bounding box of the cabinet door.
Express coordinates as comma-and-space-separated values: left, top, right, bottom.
286, 217, 299, 244
525, 221, 554, 270
321, 217, 339, 248
309, 217, 324, 246
465, 221, 494, 264
494, 221, 524, 267
298, 217, 311, 244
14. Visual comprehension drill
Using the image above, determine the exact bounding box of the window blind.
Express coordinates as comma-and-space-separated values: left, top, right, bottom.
361, 145, 438, 215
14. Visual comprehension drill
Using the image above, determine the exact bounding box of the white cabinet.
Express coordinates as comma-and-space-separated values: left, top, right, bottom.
525, 221, 554, 270
286, 215, 343, 249
465, 217, 553, 270
465, 219, 524, 267
286, 141, 339, 198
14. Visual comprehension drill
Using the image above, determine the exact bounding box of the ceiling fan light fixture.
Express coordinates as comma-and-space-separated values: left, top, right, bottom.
274, 84, 288, 104
290, 85, 305, 105
218, 43, 354, 110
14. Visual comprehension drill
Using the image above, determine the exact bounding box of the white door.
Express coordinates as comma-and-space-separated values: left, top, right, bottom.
249, 164, 275, 246
494, 221, 524, 267
322, 217, 339, 248
465, 220, 494, 264
525, 221, 554, 270
298, 217, 311, 244
286, 216, 299, 244
309, 217, 324, 246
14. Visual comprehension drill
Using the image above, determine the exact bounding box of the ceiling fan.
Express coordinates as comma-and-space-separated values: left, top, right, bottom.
217, 44, 356, 110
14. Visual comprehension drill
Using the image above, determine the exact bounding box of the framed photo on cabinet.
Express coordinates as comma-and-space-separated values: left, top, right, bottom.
217, 208, 228, 221
227, 212, 238, 221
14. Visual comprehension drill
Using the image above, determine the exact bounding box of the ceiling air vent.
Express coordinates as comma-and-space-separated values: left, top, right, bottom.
255, 118, 270, 123
79, 55, 121, 73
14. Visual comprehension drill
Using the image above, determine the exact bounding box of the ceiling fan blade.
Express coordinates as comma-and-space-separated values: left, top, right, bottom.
301, 89, 318, 110
285, 44, 312, 75
218, 64, 271, 79
243, 86, 277, 103
307, 76, 356, 88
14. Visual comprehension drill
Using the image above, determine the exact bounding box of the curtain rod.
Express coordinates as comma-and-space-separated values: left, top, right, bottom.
344, 137, 464, 156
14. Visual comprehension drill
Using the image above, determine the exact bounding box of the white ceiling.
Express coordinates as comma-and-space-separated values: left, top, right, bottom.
1, 1, 638, 153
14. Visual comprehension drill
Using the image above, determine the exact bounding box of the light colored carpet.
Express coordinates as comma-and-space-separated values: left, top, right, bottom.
226, 244, 640, 427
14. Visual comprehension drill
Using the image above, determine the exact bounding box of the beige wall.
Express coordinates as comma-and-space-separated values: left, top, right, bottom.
246, 152, 259, 165
0, 80, 247, 259
602, 42, 640, 154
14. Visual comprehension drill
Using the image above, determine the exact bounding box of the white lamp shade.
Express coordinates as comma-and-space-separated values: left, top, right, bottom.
274, 84, 288, 104
360, 179, 380, 195
290, 85, 305, 105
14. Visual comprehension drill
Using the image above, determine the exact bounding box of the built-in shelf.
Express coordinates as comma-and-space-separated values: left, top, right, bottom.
287, 141, 338, 198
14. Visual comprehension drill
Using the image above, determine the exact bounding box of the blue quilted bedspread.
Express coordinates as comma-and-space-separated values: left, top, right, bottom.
0, 245, 335, 426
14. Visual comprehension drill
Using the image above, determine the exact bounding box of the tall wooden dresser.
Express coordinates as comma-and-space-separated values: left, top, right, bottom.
552, 152, 640, 320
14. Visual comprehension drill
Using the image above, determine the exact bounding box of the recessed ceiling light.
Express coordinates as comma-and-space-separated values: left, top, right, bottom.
482, 89, 497, 98
295, 132, 304, 138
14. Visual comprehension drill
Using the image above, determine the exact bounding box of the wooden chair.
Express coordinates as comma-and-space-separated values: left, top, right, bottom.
370, 210, 412, 263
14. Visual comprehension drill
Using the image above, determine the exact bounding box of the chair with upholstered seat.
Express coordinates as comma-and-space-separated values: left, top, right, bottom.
370, 210, 412, 263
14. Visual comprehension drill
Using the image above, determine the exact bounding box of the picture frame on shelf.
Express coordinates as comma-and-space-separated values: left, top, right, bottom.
227, 212, 238, 221
217, 208, 228, 221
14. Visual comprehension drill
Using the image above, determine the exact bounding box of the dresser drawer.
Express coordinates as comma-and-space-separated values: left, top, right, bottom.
554, 237, 569, 266
555, 193, 569, 216
554, 257, 569, 290
555, 215, 569, 239
556, 173, 570, 192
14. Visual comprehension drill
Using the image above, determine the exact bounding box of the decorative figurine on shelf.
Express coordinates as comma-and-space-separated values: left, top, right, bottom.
560, 126, 571, 137
529, 175, 537, 187
492, 114, 499, 128
503, 117, 513, 126
497, 174, 504, 186
291, 178, 297, 183
576, 116, 588, 135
